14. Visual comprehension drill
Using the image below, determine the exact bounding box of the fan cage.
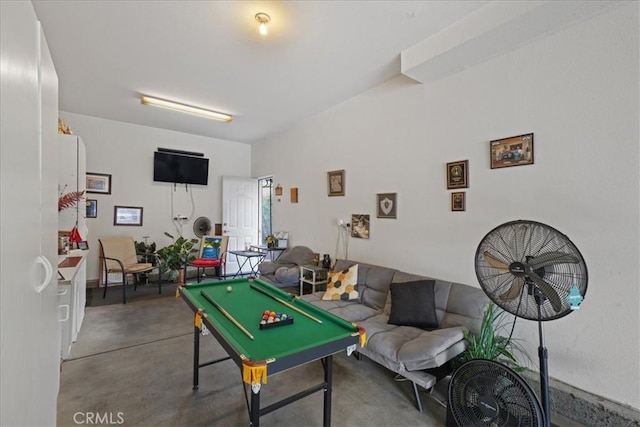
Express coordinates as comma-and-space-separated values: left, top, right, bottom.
475, 220, 588, 321
448, 359, 544, 427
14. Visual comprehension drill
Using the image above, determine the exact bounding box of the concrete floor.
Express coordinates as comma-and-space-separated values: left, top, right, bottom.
57, 293, 447, 427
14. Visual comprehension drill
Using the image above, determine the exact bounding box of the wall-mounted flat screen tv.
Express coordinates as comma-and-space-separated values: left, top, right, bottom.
153, 151, 209, 185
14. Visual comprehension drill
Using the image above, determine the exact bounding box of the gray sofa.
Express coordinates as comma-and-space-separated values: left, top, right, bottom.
257, 246, 315, 288
300, 259, 490, 411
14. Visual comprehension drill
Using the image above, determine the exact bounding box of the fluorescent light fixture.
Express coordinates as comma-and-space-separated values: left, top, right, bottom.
140, 95, 233, 122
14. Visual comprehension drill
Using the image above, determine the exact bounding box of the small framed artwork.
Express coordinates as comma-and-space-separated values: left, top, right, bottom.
451, 192, 466, 212
376, 193, 397, 219
86, 199, 97, 218
446, 160, 468, 189
490, 133, 534, 169
351, 214, 370, 239
290, 187, 298, 203
327, 169, 345, 197
77, 241, 89, 250
86, 172, 112, 194
114, 205, 143, 226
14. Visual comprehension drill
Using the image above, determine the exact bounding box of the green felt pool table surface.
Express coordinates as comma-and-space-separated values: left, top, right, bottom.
180, 278, 360, 363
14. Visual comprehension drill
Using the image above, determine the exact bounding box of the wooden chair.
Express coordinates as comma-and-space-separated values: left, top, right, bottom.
188, 235, 228, 282
99, 236, 161, 304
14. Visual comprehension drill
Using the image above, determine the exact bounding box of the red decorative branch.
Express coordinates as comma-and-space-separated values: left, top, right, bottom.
58, 191, 85, 212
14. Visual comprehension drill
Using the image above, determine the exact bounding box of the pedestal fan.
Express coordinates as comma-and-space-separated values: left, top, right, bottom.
473, 220, 588, 427
193, 216, 212, 237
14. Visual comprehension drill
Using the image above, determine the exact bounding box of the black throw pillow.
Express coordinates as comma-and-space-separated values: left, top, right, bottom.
388, 280, 439, 329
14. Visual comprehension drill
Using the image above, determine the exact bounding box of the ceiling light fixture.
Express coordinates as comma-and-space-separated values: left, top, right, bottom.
255, 13, 270, 36
140, 95, 233, 122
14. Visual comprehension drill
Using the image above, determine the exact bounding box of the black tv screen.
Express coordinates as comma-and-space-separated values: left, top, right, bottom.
153, 151, 209, 185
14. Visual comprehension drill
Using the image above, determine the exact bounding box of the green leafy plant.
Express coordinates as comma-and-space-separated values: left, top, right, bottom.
457, 302, 529, 372
157, 232, 198, 280
135, 240, 157, 265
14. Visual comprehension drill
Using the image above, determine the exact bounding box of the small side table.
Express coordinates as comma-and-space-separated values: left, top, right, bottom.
299, 265, 329, 295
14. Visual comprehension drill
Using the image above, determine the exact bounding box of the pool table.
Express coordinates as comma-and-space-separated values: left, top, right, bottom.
179, 278, 366, 427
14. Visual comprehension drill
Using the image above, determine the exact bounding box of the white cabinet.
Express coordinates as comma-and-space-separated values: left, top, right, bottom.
1, 2, 60, 425
58, 250, 87, 358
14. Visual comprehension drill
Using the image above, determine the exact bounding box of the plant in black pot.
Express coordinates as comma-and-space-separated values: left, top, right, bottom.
157, 232, 199, 283
456, 302, 530, 372
135, 240, 157, 265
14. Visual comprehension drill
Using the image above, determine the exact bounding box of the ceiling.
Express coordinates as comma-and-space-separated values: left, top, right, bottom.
32, 1, 489, 144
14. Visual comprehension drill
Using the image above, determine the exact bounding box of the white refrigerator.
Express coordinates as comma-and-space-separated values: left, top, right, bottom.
1, 2, 60, 425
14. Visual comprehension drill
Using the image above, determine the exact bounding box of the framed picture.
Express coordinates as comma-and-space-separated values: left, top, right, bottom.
114, 205, 143, 226
351, 214, 370, 239
77, 241, 89, 250
446, 160, 468, 189
86, 199, 97, 218
86, 172, 112, 194
376, 193, 397, 219
327, 169, 345, 197
451, 192, 465, 212
490, 133, 534, 169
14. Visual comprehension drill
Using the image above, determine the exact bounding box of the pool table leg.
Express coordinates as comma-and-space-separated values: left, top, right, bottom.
193, 325, 200, 390
250, 387, 260, 427
323, 355, 332, 427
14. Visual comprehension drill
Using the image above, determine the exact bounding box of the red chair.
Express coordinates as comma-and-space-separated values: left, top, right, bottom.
188, 235, 228, 282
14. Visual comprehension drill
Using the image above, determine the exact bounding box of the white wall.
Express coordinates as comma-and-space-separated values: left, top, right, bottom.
60, 112, 251, 281
253, 4, 639, 410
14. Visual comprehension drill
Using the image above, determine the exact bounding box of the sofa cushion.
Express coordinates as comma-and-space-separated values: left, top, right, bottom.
388, 280, 438, 330
322, 264, 359, 301
334, 260, 396, 311
274, 266, 301, 285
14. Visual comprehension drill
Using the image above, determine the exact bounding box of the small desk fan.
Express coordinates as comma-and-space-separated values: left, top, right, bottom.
472, 219, 588, 427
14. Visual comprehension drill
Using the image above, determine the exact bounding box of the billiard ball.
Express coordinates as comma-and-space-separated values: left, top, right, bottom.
226, 286, 232, 292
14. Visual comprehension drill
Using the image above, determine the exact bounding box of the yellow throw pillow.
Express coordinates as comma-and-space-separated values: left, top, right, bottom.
322, 264, 359, 301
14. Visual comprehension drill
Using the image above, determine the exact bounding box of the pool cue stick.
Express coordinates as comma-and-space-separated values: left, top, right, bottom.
250, 284, 323, 324
200, 291, 254, 340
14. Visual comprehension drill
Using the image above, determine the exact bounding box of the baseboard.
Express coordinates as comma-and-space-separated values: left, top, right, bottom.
521, 371, 640, 426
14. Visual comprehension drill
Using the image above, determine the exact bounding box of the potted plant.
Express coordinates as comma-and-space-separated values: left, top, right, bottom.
135, 240, 157, 265
157, 232, 199, 282
456, 302, 529, 372
265, 234, 277, 248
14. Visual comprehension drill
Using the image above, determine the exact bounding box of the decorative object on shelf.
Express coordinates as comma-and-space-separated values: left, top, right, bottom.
490, 133, 534, 169
446, 160, 469, 189
77, 241, 89, 250
266, 234, 277, 248
274, 183, 283, 196
376, 193, 397, 219
113, 205, 143, 226
58, 187, 85, 212
290, 187, 298, 203
86, 172, 112, 194
86, 199, 97, 218
451, 192, 465, 212
351, 214, 370, 239
58, 118, 72, 134
322, 254, 331, 269
157, 232, 199, 282
327, 169, 345, 196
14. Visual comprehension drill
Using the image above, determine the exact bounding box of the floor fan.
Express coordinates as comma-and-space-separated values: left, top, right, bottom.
472, 220, 588, 427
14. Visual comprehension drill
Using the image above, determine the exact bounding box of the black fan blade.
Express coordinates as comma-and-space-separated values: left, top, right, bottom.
483, 251, 510, 271
527, 270, 562, 312
499, 277, 524, 301
528, 252, 579, 270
